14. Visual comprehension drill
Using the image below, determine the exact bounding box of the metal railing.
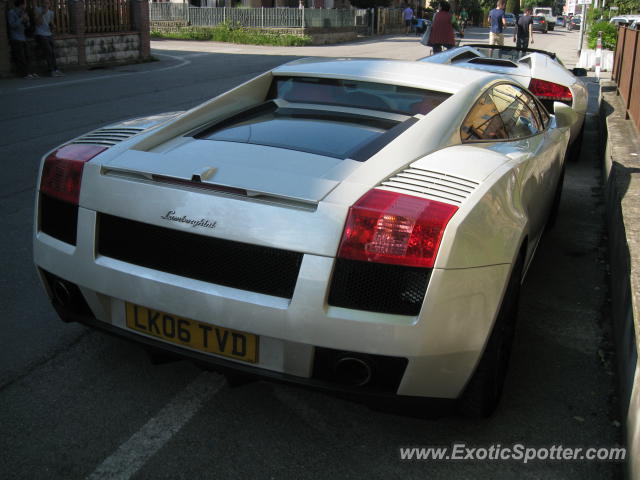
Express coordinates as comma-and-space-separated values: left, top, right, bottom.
612, 27, 640, 133
150, 5, 371, 29
85, 0, 132, 33
53, 0, 71, 34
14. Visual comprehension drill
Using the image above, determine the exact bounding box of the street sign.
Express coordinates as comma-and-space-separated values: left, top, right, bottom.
577, 0, 592, 4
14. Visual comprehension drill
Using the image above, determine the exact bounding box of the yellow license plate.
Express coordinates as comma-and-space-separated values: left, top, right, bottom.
125, 303, 258, 363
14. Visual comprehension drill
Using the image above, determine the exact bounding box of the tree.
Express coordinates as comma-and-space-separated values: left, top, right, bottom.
612, 0, 640, 14
506, 0, 519, 14
523, 0, 554, 9
349, 0, 392, 7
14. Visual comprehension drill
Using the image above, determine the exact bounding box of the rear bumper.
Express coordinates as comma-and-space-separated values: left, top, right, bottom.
34, 206, 512, 400
48, 290, 454, 414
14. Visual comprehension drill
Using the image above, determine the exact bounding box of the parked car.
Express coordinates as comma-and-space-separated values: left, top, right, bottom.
567, 16, 581, 31
556, 15, 565, 27
504, 12, 516, 26
34, 58, 574, 418
420, 44, 588, 152
533, 7, 555, 30
532, 15, 549, 33
610, 16, 631, 27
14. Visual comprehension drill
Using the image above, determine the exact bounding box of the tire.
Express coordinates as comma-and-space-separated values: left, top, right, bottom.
456, 256, 523, 418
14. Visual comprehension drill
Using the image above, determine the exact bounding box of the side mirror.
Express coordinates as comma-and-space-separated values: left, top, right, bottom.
554, 102, 577, 129
571, 67, 587, 77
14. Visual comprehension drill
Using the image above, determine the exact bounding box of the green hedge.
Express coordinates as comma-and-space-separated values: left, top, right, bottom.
151, 24, 312, 47
587, 21, 618, 50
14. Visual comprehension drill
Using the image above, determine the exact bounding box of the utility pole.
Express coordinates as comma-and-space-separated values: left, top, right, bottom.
577, 0, 591, 55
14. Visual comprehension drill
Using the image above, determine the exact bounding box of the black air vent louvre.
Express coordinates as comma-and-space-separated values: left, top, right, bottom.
97, 214, 303, 299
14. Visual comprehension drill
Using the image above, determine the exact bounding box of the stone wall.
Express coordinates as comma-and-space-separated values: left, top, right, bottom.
1, 0, 150, 77
85, 34, 141, 64
600, 81, 640, 480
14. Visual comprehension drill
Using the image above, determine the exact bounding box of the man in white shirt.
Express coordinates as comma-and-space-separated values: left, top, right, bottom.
35, 0, 63, 76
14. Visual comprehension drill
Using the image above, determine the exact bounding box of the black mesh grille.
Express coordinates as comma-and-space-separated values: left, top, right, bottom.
39, 194, 78, 245
97, 214, 303, 299
328, 259, 431, 315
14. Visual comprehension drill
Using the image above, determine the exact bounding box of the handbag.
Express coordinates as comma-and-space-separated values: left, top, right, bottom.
420, 18, 433, 46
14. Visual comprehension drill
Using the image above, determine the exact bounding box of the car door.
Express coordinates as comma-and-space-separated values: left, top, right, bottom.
460, 82, 562, 244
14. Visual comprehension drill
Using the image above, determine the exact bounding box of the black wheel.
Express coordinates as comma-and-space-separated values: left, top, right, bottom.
546, 167, 565, 231
457, 256, 523, 418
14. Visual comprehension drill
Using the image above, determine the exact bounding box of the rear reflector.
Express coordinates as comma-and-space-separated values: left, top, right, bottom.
528, 78, 573, 102
337, 189, 458, 268
40, 144, 107, 205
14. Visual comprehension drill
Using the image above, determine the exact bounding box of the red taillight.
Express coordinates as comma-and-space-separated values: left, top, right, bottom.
39, 144, 107, 205
540, 20, 545, 23
528, 78, 573, 102
337, 189, 458, 268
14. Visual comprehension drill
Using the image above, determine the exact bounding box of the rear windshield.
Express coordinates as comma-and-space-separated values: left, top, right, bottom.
273, 76, 451, 116
196, 104, 393, 159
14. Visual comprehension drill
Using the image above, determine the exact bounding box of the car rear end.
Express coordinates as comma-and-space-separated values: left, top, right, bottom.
33, 61, 516, 404
532, 16, 548, 33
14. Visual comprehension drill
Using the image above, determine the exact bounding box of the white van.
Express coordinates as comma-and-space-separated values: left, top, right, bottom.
533, 7, 556, 30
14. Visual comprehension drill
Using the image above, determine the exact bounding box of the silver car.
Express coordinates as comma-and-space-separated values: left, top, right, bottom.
34, 58, 574, 417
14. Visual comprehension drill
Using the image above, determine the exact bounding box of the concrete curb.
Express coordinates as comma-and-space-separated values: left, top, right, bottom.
600, 80, 640, 479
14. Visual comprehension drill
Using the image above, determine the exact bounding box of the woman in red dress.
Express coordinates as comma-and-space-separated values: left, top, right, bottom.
428, 1, 460, 54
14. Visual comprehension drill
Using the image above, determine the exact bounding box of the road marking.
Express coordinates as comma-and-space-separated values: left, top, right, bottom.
18, 53, 191, 92
86, 371, 225, 480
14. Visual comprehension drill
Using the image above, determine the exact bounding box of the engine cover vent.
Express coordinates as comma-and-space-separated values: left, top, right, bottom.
71, 127, 145, 146
379, 167, 479, 205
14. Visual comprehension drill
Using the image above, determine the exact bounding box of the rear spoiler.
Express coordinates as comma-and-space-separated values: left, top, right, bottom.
461, 44, 558, 60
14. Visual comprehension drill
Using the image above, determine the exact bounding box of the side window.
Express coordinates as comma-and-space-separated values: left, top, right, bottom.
460, 91, 507, 142
521, 90, 549, 130
491, 84, 541, 138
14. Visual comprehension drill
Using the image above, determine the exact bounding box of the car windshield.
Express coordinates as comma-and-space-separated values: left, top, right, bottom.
533, 16, 545, 21
273, 76, 451, 116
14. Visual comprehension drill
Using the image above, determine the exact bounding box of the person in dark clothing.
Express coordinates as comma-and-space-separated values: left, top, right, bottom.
7, 0, 37, 78
513, 7, 534, 50
35, 0, 63, 76
428, 1, 461, 54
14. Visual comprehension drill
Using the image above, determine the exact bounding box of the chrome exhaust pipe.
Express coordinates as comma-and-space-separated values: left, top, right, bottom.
52, 279, 72, 307
334, 356, 373, 387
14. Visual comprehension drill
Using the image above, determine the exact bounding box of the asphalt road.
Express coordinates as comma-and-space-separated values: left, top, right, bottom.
0, 27, 623, 479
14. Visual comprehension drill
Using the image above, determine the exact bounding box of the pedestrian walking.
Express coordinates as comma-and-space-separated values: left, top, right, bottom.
34, 0, 63, 76
428, 1, 462, 54
488, 0, 506, 45
7, 0, 37, 78
460, 7, 469, 32
403, 4, 415, 35
513, 7, 534, 50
